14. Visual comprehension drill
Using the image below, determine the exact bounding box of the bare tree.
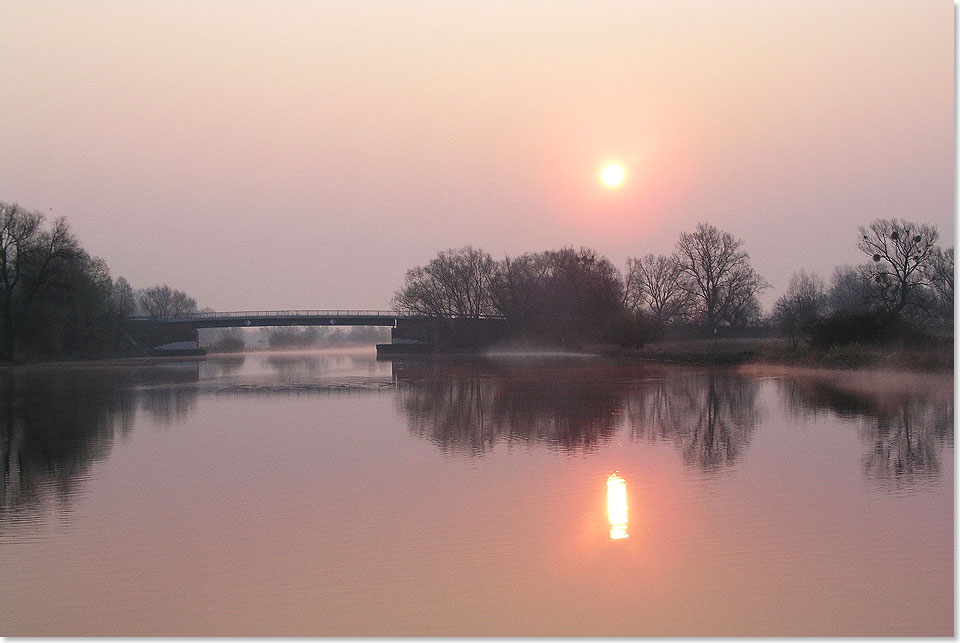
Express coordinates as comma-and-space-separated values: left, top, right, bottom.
857, 218, 939, 316
772, 270, 827, 349
675, 223, 768, 332
541, 247, 625, 324
137, 285, 197, 317
110, 276, 137, 319
489, 248, 627, 343
827, 264, 876, 314
624, 253, 690, 325
393, 246, 496, 317
926, 247, 953, 321
0, 203, 80, 360
489, 252, 550, 320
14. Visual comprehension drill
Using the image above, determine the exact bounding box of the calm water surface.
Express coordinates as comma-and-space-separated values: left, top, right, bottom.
0, 349, 953, 635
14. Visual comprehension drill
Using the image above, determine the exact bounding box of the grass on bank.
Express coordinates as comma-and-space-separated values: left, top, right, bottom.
600, 336, 953, 372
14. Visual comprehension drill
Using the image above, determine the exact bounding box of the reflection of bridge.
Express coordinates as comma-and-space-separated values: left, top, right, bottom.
122, 310, 508, 356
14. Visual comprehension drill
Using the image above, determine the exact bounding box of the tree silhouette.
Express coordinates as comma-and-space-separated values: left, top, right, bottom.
136, 284, 197, 318
393, 246, 497, 318
0, 203, 82, 360
675, 223, 768, 332
772, 270, 827, 349
857, 218, 939, 317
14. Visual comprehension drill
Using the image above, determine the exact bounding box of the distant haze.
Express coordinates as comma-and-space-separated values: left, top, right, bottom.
0, 0, 953, 311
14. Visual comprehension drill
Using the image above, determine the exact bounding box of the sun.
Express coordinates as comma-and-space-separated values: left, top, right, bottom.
600, 162, 626, 189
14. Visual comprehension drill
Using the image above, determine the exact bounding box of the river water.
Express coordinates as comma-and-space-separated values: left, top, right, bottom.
0, 349, 953, 635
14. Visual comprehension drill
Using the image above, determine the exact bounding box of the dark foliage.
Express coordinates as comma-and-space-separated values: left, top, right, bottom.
807, 310, 934, 350
0, 202, 197, 362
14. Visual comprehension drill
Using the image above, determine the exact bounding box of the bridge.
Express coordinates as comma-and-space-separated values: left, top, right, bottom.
122, 309, 509, 356
127, 309, 416, 328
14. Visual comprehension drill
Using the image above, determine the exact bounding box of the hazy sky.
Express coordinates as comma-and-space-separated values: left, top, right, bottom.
1, 0, 953, 311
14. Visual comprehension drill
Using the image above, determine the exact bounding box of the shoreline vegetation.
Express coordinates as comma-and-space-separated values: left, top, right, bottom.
598, 336, 953, 372
0, 200, 953, 367
384, 219, 952, 369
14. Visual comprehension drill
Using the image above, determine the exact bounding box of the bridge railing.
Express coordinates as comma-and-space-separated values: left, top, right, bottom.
126, 309, 402, 321
125, 310, 507, 321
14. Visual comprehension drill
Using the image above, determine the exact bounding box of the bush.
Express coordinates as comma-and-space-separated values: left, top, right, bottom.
603, 311, 658, 349
807, 310, 933, 350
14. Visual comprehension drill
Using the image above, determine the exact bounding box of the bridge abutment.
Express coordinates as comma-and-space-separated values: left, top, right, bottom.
122, 320, 203, 356
377, 317, 509, 356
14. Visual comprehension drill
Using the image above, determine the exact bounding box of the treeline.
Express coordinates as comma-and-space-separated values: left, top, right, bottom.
2, 197, 952, 361
0, 202, 198, 361
393, 222, 767, 347
772, 219, 952, 351
394, 219, 953, 350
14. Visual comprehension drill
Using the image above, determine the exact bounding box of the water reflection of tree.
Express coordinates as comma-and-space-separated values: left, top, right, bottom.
206, 355, 246, 377
138, 385, 200, 425
395, 362, 762, 466
0, 365, 199, 521
626, 371, 760, 471
862, 398, 951, 480
778, 376, 953, 483
395, 364, 629, 454
263, 353, 323, 376
261, 352, 381, 378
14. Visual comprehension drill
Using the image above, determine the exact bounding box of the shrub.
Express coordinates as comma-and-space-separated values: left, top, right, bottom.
807, 310, 933, 350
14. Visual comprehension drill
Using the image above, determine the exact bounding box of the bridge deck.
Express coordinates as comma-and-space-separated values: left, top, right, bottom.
125, 310, 504, 329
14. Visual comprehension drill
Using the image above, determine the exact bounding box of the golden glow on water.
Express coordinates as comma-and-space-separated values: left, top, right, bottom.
606, 473, 629, 540
0, 357, 953, 635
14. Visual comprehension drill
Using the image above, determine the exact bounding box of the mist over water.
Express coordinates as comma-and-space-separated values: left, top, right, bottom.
484, 349, 600, 359
0, 350, 952, 635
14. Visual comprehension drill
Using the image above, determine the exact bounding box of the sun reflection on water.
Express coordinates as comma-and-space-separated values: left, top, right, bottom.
606, 473, 629, 540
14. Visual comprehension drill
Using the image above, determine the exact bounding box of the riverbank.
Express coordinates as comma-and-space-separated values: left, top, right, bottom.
1, 337, 953, 374
599, 337, 954, 372
0, 353, 207, 371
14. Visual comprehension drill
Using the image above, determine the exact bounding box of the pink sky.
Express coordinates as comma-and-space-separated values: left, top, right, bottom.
0, 0, 953, 310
